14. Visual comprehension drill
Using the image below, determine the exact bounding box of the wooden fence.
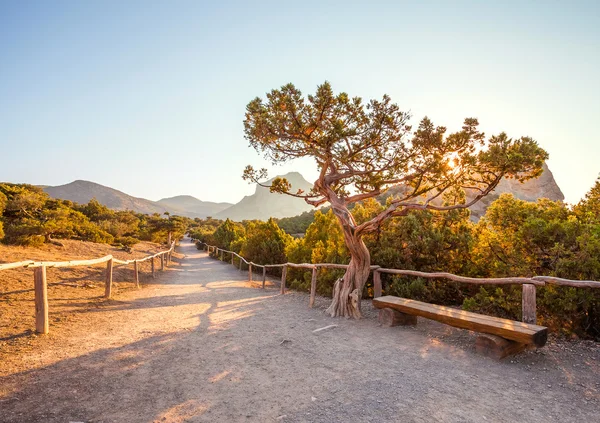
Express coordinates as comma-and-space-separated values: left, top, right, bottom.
0, 242, 176, 334
196, 241, 600, 326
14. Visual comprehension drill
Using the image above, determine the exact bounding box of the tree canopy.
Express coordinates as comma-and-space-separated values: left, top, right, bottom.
243, 82, 547, 236
243, 82, 549, 318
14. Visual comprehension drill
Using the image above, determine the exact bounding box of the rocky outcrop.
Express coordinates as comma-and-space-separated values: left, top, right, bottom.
216, 172, 313, 221
468, 163, 564, 219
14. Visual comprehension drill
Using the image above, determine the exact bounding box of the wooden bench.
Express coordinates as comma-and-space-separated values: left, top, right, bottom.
373, 295, 548, 359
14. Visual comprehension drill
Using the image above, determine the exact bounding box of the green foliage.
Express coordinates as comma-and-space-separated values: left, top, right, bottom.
286, 210, 349, 295
276, 209, 317, 235
466, 192, 600, 338
212, 219, 245, 251
0, 184, 189, 248
115, 236, 140, 248
239, 185, 600, 338
240, 219, 292, 265
462, 287, 522, 320
574, 176, 600, 224
189, 217, 224, 250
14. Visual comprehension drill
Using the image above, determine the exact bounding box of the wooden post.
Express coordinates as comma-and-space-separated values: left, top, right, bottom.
165, 252, 169, 268
160, 254, 165, 271
231, 254, 234, 265
309, 267, 317, 307
239, 257, 243, 271
151, 257, 155, 278
373, 270, 382, 298
105, 258, 113, 299
34, 266, 48, 334
280, 265, 287, 295
220, 249, 224, 261
522, 284, 537, 324
134, 260, 140, 288
262, 267, 267, 289
249, 264, 253, 282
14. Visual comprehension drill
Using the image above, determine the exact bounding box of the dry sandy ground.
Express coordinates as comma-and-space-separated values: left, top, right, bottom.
0, 239, 598, 423
0, 239, 166, 354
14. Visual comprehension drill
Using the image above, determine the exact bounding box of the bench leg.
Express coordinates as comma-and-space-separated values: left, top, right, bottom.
378, 308, 417, 327
475, 334, 527, 359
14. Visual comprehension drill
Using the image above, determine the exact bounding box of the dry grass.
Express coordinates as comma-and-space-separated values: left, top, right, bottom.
0, 239, 167, 366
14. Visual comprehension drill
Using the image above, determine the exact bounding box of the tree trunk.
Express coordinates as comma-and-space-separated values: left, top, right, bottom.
326, 209, 371, 319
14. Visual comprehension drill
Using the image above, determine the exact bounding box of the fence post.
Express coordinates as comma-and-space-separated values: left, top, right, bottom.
262, 267, 266, 289
34, 266, 49, 334
249, 264, 253, 282
309, 267, 317, 307
231, 254, 234, 265
522, 284, 537, 324
151, 257, 155, 278
134, 260, 140, 288
105, 258, 113, 298
160, 254, 165, 271
239, 257, 243, 271
220, 249, 224, 261
373, 270, 382, 298
280, 265, 287, 295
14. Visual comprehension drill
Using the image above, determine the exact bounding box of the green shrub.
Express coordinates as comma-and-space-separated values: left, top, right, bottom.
115, 236, 140, 247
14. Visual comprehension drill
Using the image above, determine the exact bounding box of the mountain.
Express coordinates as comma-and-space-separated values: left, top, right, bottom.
467, 163, 564, 219
157, 195, 232, 218
44, 180, 180, 215
216, 172, 314, 221
381, 163, 564, 220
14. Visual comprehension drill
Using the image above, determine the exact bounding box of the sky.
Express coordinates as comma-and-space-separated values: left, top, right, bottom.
0, 0, 599, 205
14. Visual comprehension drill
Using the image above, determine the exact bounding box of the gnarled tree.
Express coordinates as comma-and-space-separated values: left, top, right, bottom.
243, 82, 548, 318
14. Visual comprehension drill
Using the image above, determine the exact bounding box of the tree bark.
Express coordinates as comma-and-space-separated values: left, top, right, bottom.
326, 205, 371, 319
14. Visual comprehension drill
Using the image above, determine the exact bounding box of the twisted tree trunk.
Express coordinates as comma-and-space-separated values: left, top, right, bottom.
326, 205, 371, 319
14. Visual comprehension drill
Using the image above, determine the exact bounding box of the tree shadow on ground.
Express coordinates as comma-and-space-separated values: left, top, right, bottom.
0, 270, 284, 422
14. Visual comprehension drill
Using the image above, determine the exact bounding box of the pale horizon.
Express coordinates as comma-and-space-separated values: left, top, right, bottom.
1, 1, 599, 205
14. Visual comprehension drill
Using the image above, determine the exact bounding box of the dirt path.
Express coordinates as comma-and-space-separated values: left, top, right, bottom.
1, 239, 598, 422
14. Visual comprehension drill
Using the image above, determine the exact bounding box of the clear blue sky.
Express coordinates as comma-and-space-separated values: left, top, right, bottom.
1, 0, 598, 204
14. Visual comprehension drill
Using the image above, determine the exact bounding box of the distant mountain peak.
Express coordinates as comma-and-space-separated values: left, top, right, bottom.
218, 172, 314, 221
43, 180, 231, 218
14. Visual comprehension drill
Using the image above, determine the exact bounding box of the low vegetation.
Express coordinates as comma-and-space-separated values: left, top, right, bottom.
192, 177, 600, 339
0, 184, 189, 248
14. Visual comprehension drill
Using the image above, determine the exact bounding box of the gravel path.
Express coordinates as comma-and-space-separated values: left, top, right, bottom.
1, 239, 598, 423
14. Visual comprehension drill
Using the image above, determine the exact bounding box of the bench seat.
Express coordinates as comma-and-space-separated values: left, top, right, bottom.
373, 295, 547, 347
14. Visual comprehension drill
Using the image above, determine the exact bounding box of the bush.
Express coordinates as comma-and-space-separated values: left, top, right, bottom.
115, 236, 140, 247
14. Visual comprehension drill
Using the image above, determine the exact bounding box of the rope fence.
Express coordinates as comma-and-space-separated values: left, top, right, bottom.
0, 242, 176, 334
194, 240, 600, 325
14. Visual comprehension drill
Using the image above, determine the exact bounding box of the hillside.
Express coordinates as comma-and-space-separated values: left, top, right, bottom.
157, 195, 232, 218
44, 180, 227, 218
44, 180, 177, 215
381, 163, 564, 220
216, 172, 314, 221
